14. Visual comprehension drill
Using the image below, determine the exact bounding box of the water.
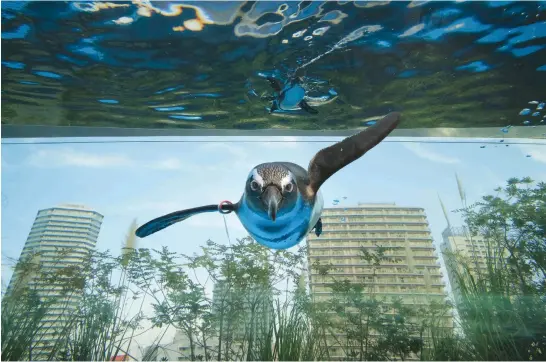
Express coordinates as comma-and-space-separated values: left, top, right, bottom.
2, 1, 546, 132
2, 2, 546, 362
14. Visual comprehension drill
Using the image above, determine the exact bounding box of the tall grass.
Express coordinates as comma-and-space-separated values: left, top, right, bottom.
1, 221, 160, 361
3, 178, 544, 361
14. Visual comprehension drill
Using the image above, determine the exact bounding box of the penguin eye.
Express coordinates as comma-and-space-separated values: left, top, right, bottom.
284, 183, 294, 193
250, 180, 260, 191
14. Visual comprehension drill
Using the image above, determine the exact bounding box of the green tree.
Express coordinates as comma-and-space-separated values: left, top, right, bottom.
451, 177, 546, 361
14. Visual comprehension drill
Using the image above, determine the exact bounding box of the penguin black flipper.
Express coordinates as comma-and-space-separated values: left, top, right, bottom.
313, 218, 323, 237
299, 100, 318, 114
306, 112, 401, 195
266, 76, 282, 92
135, 203, 237, 238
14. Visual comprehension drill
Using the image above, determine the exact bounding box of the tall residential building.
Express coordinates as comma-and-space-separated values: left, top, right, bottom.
307, 203, 452, 360
210, 279, 274, 358
146, 280, 275, 362
440, 225, 502, 306
6, 204, 103, 358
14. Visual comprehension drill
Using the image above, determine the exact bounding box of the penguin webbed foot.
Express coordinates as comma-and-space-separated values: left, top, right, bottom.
314, 218, 323, 237
299, 100, 318, 114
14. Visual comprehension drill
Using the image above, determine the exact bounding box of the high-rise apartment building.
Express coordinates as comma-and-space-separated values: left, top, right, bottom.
307, 203, 451, 359
6, 204, 103, 358
147, 280, 275, 362
209, 279, 274, 359
440, 225, 501, 306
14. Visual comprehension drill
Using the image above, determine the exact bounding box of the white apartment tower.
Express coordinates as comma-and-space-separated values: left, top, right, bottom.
307, 203, 452, 359
440, 225, 502, 306
6, 204, 103, 358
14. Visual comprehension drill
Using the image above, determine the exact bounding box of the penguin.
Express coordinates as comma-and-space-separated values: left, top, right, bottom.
263, 76, 318, 114
135, 112, 401, 250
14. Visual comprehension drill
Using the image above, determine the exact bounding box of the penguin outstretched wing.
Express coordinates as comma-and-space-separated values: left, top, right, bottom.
135, 203, 237, 238
306, 112, 401, 195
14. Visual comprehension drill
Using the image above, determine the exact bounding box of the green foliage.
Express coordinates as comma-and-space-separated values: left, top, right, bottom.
449, 177, 546, 361
3, 177, 544, 361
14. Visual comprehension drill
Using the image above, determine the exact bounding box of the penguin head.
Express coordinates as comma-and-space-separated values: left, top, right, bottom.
244, 164, 299, 222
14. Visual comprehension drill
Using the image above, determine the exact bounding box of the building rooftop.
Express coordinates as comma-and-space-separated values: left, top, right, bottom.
57, 203, 91, 210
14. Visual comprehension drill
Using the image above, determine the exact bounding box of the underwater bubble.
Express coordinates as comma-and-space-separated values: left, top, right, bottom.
519, 108, 531, 115
529, 101, 539, 104
292, 29, 307, 38
366, 120, 377, 126
500, 127, 510, 133
169, 115, 202, 121
155, 86, 183, 95
282, 39, 288, 44
19, 80, 39, 85
532, 112, 541, 116
2, 61, 25, 69
312, 26, 330, 36
98, 99, 119, 104
328, 88, 338, 96
523, 120, 531, 125
304, 35, 313, 41
538, 103, 545, 110
154, 106, 185, 111
541, 120, 545, 123
33, 71, 62, 79
113, 16, 133, 25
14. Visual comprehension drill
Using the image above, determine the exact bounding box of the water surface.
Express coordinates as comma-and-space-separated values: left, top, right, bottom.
1, 1, 546, 133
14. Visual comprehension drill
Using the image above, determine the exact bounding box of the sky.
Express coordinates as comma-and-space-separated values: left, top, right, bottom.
1, 135, 546, 355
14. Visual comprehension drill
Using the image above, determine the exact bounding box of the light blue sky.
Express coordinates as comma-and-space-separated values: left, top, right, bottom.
1, 135, 545, 352
2, 136, 546, 280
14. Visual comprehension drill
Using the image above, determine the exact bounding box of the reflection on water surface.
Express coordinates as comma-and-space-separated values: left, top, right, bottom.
1, 1, 546, 134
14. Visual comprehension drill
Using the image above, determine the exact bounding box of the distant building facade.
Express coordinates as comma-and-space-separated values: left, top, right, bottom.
6, 204, 103, 358
307, 203, 452, 360
144, 280, 274, 361
440, 225, 503, 306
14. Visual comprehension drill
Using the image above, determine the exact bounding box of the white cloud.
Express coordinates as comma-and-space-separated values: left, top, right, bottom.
152, 157, 184, 170
24, 147, 188, 170
28, 148, 133, 168
403, 143, 461, 164
518, 145, 546, 164
196, 143, 247, 160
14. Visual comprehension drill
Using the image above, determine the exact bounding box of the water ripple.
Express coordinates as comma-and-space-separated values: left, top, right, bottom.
1, 1, 545, 132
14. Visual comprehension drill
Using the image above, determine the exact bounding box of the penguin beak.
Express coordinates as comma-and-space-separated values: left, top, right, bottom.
262, 186, 282, 222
